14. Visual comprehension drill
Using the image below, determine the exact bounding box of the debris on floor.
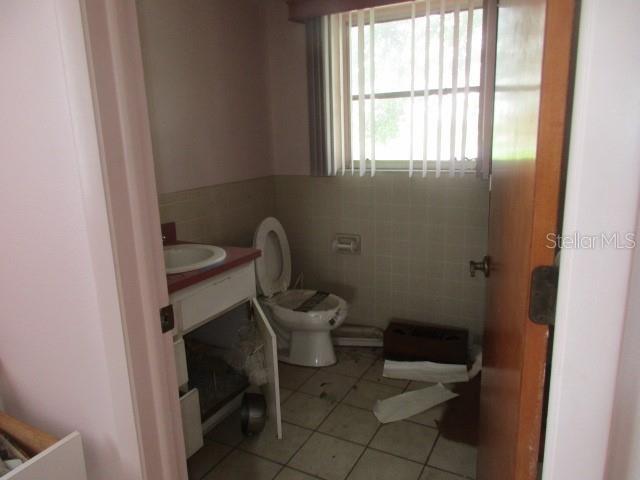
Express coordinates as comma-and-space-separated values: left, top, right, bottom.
372, 321, 483, 426
373, 383, 459, 423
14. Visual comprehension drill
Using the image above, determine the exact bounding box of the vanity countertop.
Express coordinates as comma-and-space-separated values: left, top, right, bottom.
162, 222, 261, 294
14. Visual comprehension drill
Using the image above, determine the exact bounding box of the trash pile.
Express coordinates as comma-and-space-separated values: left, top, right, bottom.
373, 348, 482, 423
372, 321, 482, 424
224, 321, 268, 387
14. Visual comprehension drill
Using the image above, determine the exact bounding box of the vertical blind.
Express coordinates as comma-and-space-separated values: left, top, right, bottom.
314, 0, 490, 178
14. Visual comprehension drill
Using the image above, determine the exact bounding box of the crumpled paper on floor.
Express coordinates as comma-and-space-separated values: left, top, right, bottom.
382, 348, 483, 384
373, 383, 459, 423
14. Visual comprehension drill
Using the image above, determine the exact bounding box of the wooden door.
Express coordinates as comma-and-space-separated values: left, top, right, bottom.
477, 1, 577, 479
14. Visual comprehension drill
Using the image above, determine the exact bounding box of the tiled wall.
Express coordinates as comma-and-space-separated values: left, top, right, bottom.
274, 174, 489, 341
158, 174, 489, 341
158, 176, 276, 246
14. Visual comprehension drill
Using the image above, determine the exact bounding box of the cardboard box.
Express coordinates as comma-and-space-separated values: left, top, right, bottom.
383, 320, 469, 365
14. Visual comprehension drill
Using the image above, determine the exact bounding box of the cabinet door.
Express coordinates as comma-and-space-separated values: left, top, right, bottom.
252, 298, 282, 440
180, 389, 203, 458
173, 338, 188, 390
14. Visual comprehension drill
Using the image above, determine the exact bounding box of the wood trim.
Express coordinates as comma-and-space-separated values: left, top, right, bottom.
288, 0, 404, 22
515, 0, 578, 478
0, 413, 57, 456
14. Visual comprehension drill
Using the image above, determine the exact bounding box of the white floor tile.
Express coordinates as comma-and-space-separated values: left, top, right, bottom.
420, 467, 467, 480
275, 467, 319, 480
280, 387, 295, 404
288, 432, 364, 480
405, 404, 446, 429
240, 420, 312, 464
342, 380, 404, 410
187, 440, 231, 480
279, 363, 318, 390
362, 360, 410, 389
370, 421, 438, 463
324, 349, 377, 378
299, 371, 357, 402
282, 391, 337, 429
203, 450, 281, 480
318, 404, 380, 446
428, 437, 477, 479
347, 449, 423, 480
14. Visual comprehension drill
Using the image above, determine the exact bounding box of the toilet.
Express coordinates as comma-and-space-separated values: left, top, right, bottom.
253, 217, 347, 367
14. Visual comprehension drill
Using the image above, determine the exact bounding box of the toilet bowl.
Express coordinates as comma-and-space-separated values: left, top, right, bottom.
253, 217, 347, 367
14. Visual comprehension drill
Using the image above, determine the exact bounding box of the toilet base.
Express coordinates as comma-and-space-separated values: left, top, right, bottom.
278, 331, 337, 367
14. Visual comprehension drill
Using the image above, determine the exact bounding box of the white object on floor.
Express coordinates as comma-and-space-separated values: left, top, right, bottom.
253, 217, 348, 367
332, 337, 383, 347
383, 349, 483, 384
332, 324, 384, 347
373, 383, 459, 423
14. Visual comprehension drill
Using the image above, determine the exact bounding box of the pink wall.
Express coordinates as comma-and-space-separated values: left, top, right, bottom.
137, 0, 275, 194
0, 1, 142, 478
265, 0, 312, 176
136, 0, 311, 192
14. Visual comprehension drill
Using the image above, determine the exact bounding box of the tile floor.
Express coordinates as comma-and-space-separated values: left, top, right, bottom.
189, 347, 476, 480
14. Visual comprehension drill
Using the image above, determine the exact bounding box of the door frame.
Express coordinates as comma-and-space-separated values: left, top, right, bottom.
80, 1, 187, 479
77, 0, 640, 479
542, 1, 640, 479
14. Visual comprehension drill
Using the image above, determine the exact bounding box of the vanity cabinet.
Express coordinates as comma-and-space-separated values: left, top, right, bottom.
166, 247, 282, 459
170, 263, 255, 335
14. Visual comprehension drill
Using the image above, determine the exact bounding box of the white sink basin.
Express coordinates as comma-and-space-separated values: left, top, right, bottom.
163, 244, 227, 274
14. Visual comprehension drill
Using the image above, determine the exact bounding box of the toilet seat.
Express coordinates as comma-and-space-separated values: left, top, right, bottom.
253, 217, 348, 367
253, 217, 292, 297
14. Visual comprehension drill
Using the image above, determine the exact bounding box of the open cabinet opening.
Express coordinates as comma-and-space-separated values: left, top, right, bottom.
182, 305, 253, 428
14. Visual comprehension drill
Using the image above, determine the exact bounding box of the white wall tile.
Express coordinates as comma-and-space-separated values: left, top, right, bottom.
273, 174, 489, 339
159, 173, 489, 339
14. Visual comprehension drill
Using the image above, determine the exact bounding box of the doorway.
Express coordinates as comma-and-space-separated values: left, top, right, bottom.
81, 2, 580, 478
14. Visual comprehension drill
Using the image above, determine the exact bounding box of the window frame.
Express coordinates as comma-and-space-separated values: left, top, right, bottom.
338, 2, 486, 173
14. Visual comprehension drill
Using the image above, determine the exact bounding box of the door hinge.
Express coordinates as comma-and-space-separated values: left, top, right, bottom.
529, 266, 559, 326
160, 304, 175, 333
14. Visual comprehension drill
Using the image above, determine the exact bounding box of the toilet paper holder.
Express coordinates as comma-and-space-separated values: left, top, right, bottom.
332, 234, 361, 255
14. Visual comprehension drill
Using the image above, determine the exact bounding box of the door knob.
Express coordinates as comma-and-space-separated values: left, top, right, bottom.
470, 256, 491, 278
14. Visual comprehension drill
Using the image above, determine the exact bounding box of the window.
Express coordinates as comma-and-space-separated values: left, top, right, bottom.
314, 0, 492, 177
